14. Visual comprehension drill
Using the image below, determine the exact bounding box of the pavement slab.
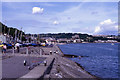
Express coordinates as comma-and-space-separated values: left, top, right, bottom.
2, 56, 46, 78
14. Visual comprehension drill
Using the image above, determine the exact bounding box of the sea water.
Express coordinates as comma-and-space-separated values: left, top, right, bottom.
58, 43, 119, 78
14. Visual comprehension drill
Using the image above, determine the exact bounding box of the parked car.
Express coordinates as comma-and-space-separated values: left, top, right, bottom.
29, 43, 38, 47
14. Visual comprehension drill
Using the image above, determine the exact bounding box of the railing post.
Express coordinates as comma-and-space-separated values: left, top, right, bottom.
39, 48, 42, 57
12, 47, 14, 55
26, 47, 28, 55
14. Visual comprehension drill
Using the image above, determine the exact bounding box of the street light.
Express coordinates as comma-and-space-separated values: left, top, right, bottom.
20, 27, 23, 43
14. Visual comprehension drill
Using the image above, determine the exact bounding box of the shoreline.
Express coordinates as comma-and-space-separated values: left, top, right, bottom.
57, 42, 119, 45
56, 45, 100, 79
75, 62, 101, 80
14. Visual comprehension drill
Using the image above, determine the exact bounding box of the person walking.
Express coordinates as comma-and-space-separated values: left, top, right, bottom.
11, 42, 15, 48
15, 42, 20, 53
2, 44, 7, 54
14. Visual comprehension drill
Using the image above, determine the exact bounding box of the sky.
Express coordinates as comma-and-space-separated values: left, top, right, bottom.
1, 0, 119, 2
1, 2, 118, 35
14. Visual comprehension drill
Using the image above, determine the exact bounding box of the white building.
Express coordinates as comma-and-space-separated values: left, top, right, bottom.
0, 34, 6, 43
72, 35, 79, 39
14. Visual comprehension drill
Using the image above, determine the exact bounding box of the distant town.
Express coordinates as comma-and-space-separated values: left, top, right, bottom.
0, 22, 120, 44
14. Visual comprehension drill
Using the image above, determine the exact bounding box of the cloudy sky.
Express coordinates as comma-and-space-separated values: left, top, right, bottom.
2, 2, 118, 35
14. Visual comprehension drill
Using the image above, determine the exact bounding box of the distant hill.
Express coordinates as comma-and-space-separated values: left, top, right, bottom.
26, 33, 119, 42
0, 22, 119, 42
38, 33, 92, 39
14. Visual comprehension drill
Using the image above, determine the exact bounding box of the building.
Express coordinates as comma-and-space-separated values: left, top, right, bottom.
72, 35, 79, 39
0, 34, 6, 43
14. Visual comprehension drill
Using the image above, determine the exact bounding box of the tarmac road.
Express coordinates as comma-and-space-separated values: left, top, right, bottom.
2, 56, 46, 78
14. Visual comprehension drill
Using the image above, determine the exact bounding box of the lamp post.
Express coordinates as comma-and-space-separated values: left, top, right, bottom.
15, 29, 17, 43
20, 27, 23, 43
3, 20, 7, 35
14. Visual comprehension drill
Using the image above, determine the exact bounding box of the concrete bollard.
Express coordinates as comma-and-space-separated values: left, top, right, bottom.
23, 60, 27, 66
54, 51, 56, 54
28, 66, 31, 70
50, 51, 52, 55
44, 60, 47, 66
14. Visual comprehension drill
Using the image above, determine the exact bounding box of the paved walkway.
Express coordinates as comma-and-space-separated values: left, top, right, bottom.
2, 56, 46, 78
1, 45, 97, 79
1, 46, 55, 79
19, 55, 54, 79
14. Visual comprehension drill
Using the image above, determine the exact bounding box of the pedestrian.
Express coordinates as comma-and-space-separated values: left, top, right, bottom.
15, 42, 20, 53
2, 44, 7, 54
11, 42, 14, 47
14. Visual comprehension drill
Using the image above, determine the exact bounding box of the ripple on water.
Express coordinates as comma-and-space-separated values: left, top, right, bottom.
58, 43, 119, 78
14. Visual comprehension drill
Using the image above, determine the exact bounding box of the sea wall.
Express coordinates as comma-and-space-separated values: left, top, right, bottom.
48, 45, 99, 79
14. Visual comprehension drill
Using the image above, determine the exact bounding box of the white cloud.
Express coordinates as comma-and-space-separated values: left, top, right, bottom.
94, 19, 118, 35
94, 26, 101, 33
32, 7, 44, 14
53, 21, 59, 25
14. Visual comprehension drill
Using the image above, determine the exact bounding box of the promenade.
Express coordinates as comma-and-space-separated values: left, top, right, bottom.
1, 45, 98, 79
